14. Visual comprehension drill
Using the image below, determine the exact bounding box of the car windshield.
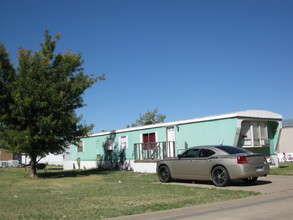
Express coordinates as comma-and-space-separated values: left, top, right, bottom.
215, 146, 250, 155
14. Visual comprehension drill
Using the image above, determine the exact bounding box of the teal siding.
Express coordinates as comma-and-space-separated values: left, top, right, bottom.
71, 127, 168, 162
268, 121, 281, 155
70, 116, 281, 163
175, 118, 237, 154
72, 136, 98, 161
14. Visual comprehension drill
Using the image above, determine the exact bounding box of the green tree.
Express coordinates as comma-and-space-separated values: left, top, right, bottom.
131, 108, 166, 127
0, 30, 104, 177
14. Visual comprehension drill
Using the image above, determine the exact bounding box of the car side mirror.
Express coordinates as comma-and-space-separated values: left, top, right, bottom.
178, 154, 182, 159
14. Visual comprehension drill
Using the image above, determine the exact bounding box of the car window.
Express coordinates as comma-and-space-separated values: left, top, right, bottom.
181, 149, 200, 158
215, 146, 250, 154
199, 149, 215, 157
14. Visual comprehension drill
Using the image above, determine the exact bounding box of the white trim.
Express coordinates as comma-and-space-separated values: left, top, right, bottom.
90, 110, 282, 137
133, 162, 156, 173
167, 127, 176, 157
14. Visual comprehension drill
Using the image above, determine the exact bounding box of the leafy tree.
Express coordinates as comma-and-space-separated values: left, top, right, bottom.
0, 30, 104, 177
131, 108, 166, 127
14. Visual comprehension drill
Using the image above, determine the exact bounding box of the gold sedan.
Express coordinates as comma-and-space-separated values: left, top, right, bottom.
157, 145, 270, 187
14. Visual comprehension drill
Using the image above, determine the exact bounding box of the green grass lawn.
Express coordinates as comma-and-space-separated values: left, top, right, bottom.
0, 168, 257, 220
270, 162, 293, 175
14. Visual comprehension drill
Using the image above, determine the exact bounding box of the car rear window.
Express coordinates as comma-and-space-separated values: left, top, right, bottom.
215, 146, 250, 154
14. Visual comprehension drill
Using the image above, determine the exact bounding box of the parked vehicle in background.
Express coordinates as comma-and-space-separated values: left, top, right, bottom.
157, 145, 270, 187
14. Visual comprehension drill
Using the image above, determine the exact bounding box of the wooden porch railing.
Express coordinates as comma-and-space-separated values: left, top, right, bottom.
134, 141, 176, 161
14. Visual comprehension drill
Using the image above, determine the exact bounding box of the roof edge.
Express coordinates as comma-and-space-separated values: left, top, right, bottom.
89, 110, 282, 137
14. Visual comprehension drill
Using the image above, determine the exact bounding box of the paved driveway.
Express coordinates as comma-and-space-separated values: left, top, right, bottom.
107, 175, 293, 220
168, 175, 293, 194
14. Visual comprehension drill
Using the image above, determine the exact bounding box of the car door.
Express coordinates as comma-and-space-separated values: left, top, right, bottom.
171, 148, 200, 179
193, 149, 216, 180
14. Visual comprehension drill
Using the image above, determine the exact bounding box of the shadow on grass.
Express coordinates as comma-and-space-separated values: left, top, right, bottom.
38, 168, 113, 178
46, 167, 63, 171
172, 179, 272, 187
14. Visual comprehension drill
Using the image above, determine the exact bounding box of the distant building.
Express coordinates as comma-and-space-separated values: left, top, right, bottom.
282, 119, 293, 127
0, 148, 21, 167
0, 149, 64, 167
276, 119, 293, 161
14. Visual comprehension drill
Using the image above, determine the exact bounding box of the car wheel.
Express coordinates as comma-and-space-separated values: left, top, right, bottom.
212, 166, 230, 187
242, 177, 258, 184
158, 165, 172, 183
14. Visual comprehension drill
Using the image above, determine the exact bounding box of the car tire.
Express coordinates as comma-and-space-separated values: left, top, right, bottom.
242, 177, 258, 184
158, 165, 172, 183
212, 166, 230, 187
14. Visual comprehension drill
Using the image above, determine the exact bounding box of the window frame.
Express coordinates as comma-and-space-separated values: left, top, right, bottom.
241, 121, 268, 148
77, 141, 84, 152
141, 132, 157, 150
119, 135, 128, 150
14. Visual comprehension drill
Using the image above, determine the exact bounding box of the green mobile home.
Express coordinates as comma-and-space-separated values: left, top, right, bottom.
64, 110, 282, 173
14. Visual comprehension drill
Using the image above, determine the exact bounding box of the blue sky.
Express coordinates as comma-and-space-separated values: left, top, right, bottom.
1, 0, 293, 133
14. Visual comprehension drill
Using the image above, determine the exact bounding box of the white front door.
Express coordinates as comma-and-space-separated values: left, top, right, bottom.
167, 127, 175, 157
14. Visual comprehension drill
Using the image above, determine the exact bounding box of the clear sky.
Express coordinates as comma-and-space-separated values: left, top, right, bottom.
1, 0, 293, 133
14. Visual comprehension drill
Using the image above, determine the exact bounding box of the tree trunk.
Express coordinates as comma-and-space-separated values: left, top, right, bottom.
30, 154, 38, 178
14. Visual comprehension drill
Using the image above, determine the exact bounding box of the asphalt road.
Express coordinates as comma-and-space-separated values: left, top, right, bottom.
107, 175, 293, 220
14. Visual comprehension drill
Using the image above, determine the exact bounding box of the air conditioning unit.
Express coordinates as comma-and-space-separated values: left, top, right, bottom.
107, 145, 114, 151
106, 138, 114, 151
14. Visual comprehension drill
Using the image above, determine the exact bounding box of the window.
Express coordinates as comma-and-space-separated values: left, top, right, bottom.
240, 121, 268, 147
260, 122, 268, 145
142, 132, 156, 150
198, 149, 215, 157
143, 133, 156, 143
216, 146, 250, 154
181, 149, 200, 158
77, 141, 84, 152
119, 136, 128, 150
